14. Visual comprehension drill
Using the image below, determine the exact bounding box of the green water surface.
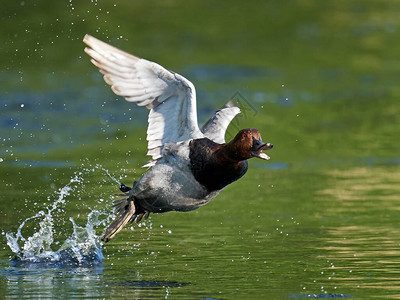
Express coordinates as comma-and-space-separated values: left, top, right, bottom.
1, 1, 400, 299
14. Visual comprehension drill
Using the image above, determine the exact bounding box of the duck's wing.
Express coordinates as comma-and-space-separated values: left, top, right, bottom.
83, 35, 203, 165
201, 106, 241, 144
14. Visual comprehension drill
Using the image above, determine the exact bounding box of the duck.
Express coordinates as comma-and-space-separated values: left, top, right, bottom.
83, 34, 273, 242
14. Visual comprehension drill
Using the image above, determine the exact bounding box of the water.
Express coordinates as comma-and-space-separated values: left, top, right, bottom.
1, 0, 400, 299
4, 169, 107, 266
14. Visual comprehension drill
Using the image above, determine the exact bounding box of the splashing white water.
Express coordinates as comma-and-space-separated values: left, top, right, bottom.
5, 166, 117, 266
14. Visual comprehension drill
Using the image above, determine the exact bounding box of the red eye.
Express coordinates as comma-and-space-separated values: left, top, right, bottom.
242, 134, 246, 139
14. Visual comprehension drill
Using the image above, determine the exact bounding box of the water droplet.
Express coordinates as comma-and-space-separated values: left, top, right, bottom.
5, 167, 109, 265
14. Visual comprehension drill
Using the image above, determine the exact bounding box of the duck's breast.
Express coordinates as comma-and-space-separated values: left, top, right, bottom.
189, 138, 248, 191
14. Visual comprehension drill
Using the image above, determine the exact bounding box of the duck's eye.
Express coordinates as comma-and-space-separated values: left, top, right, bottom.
242, 134, 246, 139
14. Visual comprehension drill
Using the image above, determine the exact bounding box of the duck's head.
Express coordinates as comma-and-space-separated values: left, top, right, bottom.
231, 128, 273, 160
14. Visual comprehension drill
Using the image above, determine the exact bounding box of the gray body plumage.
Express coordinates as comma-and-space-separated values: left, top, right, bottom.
129, 141, 220, 213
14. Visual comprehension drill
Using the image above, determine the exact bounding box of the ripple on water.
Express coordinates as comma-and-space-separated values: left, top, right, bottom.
5, 159, 75, 168
120, 280, 191, 288
254, 162, 288, 170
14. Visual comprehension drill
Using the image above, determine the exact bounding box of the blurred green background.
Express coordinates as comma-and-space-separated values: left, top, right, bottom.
1, 0, 400, 299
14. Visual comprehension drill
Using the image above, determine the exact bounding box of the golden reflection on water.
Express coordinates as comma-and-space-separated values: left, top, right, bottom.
317, 166, 400, 203
315, 166, 400, 297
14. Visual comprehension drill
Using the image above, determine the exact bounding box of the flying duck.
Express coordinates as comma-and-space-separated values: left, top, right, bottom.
83, 35, 273, 242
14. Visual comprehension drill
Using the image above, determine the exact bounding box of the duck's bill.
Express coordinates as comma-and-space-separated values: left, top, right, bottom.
251, 151, 270, 160
250, 142, 273, 160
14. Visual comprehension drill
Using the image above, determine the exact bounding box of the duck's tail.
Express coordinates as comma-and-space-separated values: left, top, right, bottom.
102, 193, 150, 243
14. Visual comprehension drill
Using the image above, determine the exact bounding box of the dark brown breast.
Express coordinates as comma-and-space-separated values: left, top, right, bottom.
189, 138, 248, 191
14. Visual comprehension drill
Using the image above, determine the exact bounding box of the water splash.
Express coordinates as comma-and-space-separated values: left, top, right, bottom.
4, 166, 118, 267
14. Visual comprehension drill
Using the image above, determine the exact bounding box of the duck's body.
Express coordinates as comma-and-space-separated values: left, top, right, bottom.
83, 35, 273, 242
128, 140, 219, 214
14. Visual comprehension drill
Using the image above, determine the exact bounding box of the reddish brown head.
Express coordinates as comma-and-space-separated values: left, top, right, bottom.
226, 128, 273, 161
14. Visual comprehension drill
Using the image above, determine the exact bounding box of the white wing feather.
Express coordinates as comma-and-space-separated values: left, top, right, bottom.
201, 107, 241, 144
83, 35, 203, 164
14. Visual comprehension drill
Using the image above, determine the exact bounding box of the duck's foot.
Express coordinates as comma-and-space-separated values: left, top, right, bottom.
129, 211, 151, 223
102, 199, 136, 242
119, 183, 131, 193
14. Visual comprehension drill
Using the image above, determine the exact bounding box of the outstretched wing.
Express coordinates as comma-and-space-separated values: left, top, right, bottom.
201, 106, 241, 144
83, 34, 203, 164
